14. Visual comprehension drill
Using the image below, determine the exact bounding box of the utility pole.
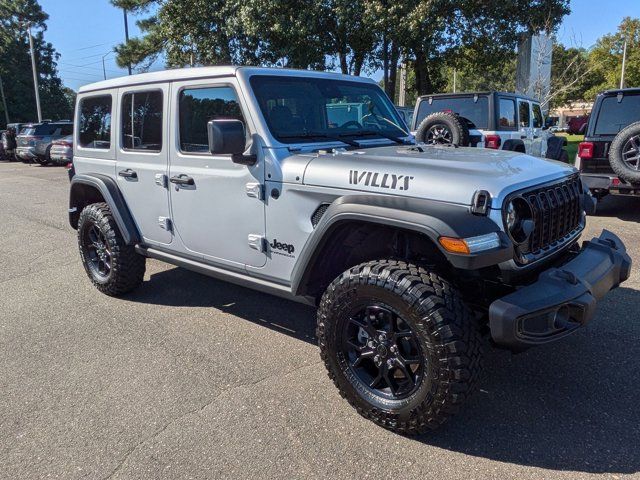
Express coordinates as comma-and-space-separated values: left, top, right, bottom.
123, 8, 132, 75
27, 24, 42, 122
102, 51, 112, 80
620, 38, 628, 89
0, 75, 9, 126
453, 69, 457, 93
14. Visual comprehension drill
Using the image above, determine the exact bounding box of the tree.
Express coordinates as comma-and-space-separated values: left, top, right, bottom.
585, 17, 640, 98
111, 0, 571, 101
0, 0, 74, 127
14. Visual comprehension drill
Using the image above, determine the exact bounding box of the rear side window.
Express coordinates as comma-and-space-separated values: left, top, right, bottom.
61, 124, 73, 135
532, 104, 544, 128
415, 96, 488, 129
498, 99, 516, 128
594, 94, 640, 135
518, 101, 530, 127
121, 91, 163, 151
78, 95, 112, 149
33, 124, 61, 136
179, 86, 245, 153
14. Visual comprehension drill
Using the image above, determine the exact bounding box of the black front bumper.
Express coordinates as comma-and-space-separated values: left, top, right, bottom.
489, 230, 631, 350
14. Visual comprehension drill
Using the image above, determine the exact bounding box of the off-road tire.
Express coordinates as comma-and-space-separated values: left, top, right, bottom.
77, 202, 145, 296
415, 111, 470, 146
317, 260, 483, 434
609, 121, 640, 184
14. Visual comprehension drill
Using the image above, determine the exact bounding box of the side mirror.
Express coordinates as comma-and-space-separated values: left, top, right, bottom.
207, 119, 256, 165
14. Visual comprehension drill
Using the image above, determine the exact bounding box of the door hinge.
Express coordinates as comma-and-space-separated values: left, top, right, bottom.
155, 173, 168, 188
158, 216, 172, 231
245, 182, 264, 200
248, 234, 266, 252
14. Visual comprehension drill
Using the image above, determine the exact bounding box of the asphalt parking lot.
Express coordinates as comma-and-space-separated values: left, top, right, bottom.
1, 161, 639, 480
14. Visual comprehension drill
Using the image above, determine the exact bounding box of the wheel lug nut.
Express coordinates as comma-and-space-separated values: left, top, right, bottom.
387, 359, 394, 367
374, 355, 381, 365
390, 345, 397, 353
367, 341, 375, 349
378, 334, 387, 342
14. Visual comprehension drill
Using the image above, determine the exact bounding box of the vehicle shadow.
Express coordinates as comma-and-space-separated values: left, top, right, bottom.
595, 194, 640, 222
128, 267, 640, 474
127, 266, 318, 344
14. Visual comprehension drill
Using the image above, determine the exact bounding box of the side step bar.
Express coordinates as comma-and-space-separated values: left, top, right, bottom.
135, 246, 315, 306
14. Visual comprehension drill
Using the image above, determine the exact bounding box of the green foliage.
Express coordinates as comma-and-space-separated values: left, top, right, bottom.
585, 17, 640, 98
0, 0, 74, 128
110, 0, 570, 100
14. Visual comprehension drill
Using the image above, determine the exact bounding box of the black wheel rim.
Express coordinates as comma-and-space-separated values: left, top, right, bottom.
622, 135, 640, 170
342, 304, 424, 400
83, 223, 112, 280
426, 124, 453, 144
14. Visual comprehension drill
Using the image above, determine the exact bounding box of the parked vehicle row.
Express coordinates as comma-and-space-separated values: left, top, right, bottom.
577, 88, 640, 200
408, 91, 569, 163
1, 120, 74, 167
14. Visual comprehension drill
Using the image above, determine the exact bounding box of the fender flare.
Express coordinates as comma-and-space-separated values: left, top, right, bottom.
69, 174, 140, 245
290, 195, 513, 296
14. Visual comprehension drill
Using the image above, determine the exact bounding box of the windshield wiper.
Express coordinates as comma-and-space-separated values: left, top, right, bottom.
338, 130, 408, 145
278, 132, 361, 148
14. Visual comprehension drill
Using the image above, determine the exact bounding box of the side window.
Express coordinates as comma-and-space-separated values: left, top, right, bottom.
79, 95, 112, 149
179, 86, 245, 153
498, 98, 516, 129
61, 124, 73, 136
518, 101, 531, 128
121, 90, 163, 151
532, 104, 544, 128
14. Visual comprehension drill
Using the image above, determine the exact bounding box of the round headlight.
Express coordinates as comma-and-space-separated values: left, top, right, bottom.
505, 197, 533, 244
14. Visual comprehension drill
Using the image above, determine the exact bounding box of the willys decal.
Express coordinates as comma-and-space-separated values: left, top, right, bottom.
348, 170, 414, 191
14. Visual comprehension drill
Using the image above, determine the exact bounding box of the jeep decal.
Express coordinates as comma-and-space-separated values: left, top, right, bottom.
270, 239, 295, 257
348, 170, 414, 191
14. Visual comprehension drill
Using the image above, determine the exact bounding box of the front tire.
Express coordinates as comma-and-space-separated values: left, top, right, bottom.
77, 202, 145, 296
317, 260, 483, 434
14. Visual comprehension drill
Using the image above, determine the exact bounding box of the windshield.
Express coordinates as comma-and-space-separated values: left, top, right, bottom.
250, 75, 408, 144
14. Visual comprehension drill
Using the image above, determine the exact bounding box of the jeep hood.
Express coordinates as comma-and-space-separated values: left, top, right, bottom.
300, 145, 576, 207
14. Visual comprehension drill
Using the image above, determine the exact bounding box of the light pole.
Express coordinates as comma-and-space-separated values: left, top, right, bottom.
620, 38, 628, 89
26, 23, 42, 122
123, 8, 132, 75
0, 75, 9, 125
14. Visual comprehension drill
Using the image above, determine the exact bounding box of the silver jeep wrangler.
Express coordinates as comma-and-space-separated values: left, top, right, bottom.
68, 67, 631, 434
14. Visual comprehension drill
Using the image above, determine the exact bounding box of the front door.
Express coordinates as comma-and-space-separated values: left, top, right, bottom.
115, 85, 172, 245
168, 80, 266, 269
518, 99, 533, 154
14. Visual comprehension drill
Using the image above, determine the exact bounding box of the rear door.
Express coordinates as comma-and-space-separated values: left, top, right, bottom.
496, 96, 518, 145
115, 84, 172, 246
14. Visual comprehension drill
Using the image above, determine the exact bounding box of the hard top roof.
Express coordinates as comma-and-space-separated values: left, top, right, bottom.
417, 91, 541, 103
77, 66, 376, 94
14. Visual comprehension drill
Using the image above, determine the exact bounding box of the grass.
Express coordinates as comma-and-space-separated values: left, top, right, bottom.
556, 133, 584, 163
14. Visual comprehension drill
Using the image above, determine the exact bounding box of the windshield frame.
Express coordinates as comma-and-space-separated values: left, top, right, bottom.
248, 74, 411, 147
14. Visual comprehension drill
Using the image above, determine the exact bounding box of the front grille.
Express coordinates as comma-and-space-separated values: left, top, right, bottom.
509, 175, 583, 262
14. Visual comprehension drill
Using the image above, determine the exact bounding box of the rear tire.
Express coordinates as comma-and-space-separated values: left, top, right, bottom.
609, 121, 640, 184
77, 202, 146, 296
317, 260, 483, 434
415, 112, 470, 146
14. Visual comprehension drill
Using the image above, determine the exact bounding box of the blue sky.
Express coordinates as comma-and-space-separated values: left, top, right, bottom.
39, 0, 639, 91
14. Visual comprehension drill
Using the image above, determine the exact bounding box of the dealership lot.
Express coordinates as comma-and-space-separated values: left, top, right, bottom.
1, 161, 639, 479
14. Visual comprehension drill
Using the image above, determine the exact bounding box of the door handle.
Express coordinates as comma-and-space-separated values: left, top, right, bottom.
170, 174, 195, 186
118, 168, 137, 179
520, 135, 527, 139
533, 135, 539, 139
